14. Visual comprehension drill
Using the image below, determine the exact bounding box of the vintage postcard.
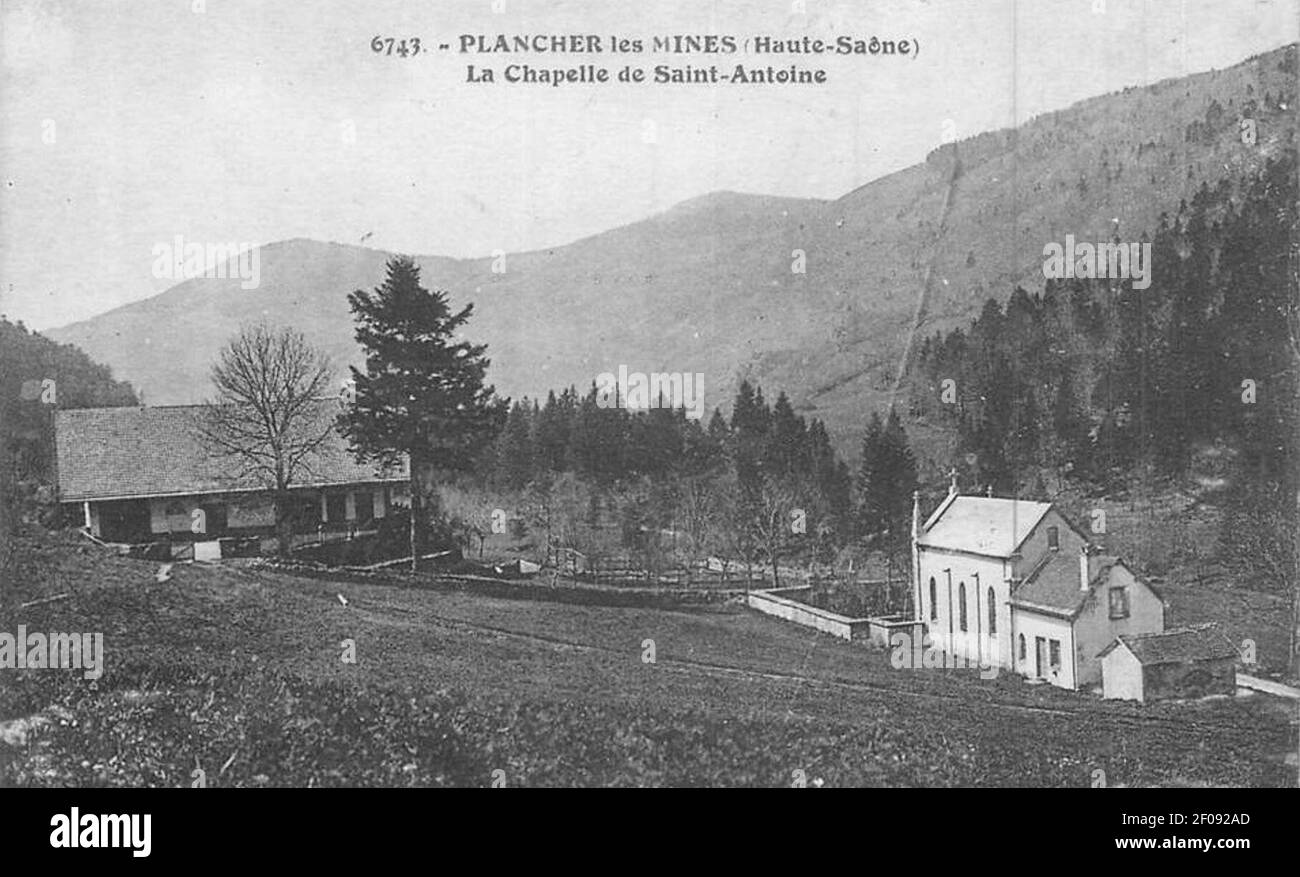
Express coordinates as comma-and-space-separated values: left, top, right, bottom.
2, 0, 1298, 814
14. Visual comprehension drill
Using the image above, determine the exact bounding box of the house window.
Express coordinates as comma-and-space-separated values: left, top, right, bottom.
165, 500, 188, 532
958, 582, 967, 631
987, 587, 997, 634
1109, 586, 1130, 620
295, 499, 320, 528
1047, 526, 1059, 551
354, 490, 374, 524
929, 577, 937, 620
1049, 639, 1062, 670
325, 493, 347, 524
1018, 634, 1026, 662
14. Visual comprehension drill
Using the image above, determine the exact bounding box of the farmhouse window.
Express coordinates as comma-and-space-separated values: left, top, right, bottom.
1049, 639, 1061, 670
295, 499, 320, 528
165, 500, 188, 532
929, 577, 937, 620
958, 582, 967, 632
354, 490, 374, 524
325, 493, 347, 524
1018, 634, 1026, 662
987, 587, 996, 634
1047, 526, 1059, 551
1108, 586, 1130, 620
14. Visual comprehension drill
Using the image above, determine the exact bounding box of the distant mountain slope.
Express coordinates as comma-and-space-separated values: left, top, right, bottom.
48, 45, 1299, 453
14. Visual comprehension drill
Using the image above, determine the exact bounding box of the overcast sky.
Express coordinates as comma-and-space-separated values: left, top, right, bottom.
2, 0, 1297, 330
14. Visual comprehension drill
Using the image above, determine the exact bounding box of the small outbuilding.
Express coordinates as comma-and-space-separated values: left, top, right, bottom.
1098, 624, 1238, 703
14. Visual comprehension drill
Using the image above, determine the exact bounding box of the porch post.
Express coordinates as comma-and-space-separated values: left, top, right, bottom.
83, 501, 91, 530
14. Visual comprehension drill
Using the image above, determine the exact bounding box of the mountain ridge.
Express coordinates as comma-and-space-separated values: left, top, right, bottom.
47, 44, 1299, 455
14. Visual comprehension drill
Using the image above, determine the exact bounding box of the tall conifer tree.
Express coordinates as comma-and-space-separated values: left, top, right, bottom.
341, 256, 495, 565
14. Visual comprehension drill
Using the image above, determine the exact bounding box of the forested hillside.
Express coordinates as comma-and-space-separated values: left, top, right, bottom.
909, 149, 1298, 589
0, 317, 139, 565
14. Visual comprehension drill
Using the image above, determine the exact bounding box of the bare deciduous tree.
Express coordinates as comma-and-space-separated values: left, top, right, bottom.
748, 475, 804, 589
197, 325, 333, 555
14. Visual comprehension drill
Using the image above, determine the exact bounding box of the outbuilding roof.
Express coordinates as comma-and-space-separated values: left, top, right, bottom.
56, 402, 407, 502
1097, 625, 1238, 665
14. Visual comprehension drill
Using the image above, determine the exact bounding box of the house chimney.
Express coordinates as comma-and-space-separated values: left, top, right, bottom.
1079, 544, 1091, 592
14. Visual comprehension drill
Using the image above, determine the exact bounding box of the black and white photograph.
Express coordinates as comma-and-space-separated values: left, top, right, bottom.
1, 0, 1298, 826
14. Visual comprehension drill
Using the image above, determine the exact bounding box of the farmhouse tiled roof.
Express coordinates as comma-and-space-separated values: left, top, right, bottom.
918, 495, 1054, 557
1098, 625, 1238, 665
55, 401, 407, 502
1010, 551, 1124, 618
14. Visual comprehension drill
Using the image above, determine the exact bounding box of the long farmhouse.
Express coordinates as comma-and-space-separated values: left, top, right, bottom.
911, 476, 1165, 690
55, 401, 409, 547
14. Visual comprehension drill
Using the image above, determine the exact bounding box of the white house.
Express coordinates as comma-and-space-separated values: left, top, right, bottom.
911, 475, 1165, 690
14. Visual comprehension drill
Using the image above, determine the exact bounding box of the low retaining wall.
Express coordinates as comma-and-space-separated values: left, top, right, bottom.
862, 615, 926, 650
747, 588, 924, 648
746, 587, 869, 640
